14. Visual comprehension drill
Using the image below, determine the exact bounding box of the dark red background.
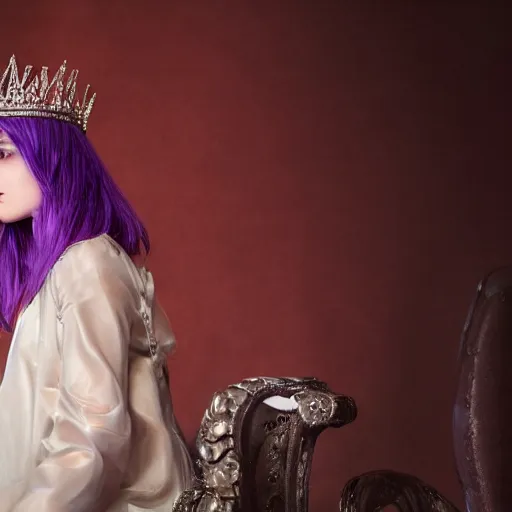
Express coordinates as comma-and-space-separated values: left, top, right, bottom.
1, 2, 509, 509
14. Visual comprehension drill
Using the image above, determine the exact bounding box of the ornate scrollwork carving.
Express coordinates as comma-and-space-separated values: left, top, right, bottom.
173, 376, 357, 512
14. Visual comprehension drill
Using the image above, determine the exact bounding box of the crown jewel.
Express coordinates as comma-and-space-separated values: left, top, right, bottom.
0, 55, 96, 133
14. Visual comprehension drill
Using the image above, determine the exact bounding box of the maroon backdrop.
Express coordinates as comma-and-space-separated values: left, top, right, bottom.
2, 2, 509, 509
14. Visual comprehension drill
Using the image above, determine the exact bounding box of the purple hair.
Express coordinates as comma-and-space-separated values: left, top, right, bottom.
0, 117, 150, 332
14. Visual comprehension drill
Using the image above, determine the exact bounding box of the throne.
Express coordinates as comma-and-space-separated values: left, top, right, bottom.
173, 268, 512, 512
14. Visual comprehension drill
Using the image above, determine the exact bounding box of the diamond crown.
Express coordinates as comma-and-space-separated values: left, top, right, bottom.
0, 55, 96, 133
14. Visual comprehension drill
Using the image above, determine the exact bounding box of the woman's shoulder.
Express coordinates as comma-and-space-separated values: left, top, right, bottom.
57, 234, 124, 265
51, 234, 139, 295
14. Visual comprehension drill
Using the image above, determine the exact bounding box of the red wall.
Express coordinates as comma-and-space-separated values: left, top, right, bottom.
2, 2, 509, 509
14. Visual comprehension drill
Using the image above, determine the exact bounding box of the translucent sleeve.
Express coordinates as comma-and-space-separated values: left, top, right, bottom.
13, 254, 135, 512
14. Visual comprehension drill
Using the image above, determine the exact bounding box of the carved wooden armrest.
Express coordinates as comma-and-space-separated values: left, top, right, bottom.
173, 377, 357, 512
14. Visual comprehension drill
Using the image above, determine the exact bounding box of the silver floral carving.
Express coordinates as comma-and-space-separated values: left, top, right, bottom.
297, 450, 309, 500
197, 436, 234, 463
194, 386, 248, 503
173, 489, 234, 512
201, 449, 240, 493
196, 492, 233, 512
234, 377, 273, 394
293, 390, 335, 426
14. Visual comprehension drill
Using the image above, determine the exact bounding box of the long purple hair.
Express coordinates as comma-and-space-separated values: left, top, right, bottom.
0, 117, 150, 332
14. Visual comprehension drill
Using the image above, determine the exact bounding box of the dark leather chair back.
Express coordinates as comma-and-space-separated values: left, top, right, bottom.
453, 268, 512, 512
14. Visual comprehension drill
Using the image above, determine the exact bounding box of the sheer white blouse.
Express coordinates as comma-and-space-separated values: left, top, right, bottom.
0, 234, 193, 511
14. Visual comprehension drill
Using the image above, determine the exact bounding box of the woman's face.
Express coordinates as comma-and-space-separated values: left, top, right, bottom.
0, 129, 42, 223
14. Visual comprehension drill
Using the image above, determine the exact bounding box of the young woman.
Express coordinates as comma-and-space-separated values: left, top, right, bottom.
0, 56, 193, 511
